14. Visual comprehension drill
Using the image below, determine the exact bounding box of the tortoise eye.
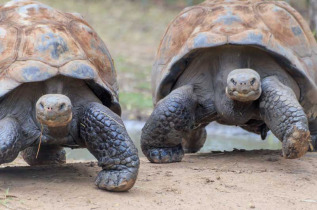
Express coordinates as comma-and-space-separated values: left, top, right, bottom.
59, 103, 66, 110
250, 78, 256, 85
230, 78, 237, 85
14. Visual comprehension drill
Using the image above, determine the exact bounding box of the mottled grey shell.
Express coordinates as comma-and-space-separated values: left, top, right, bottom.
0, 0, 120, 115
153, 0, 317, 118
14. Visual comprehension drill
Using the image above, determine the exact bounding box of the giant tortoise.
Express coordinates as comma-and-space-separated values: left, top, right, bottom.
141, 0, 317, 163
0, 0, 139, 192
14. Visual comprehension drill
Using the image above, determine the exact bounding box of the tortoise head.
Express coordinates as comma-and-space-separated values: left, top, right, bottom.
225, 69, 261, 102
36, 94, 72, 127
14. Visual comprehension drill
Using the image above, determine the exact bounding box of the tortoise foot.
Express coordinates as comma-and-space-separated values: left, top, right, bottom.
282, 126, 310, 159
95, 169, 138, 192
144, 145, 184, 163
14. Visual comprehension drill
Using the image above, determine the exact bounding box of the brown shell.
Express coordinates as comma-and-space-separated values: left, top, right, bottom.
153, 0, 317, 118
0, 0, 120, 115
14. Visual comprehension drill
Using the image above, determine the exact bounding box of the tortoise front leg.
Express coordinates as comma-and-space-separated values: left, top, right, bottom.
260, 76, 310, 158
141, 85, 198, 163
80, 102, 139, 192
0, 117, 22, 164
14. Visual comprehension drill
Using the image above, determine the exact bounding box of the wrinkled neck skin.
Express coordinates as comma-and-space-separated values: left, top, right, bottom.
0, 76, 101, 149
213, 50, 257, 125
39, 123, 72, 141
36, 78, 77, 145
38, 78, 71, 140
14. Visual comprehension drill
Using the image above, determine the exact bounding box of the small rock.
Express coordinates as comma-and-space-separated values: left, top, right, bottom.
165, 171, 173, 177
249, 203, 255, 208
205, 178, 215, 183
266, 157, 279, 162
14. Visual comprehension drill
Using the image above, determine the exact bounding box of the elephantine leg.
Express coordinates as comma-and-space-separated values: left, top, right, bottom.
21, 146, 66, 166
0, 117, 22, 164
80, 102, 139, 192
182, 127, 207, 153
309, 119, 317, 151
141, 85, 197, 163
260, 76, 310, 158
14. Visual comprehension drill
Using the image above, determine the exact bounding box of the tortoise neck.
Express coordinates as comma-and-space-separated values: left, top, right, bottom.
41, 123, 71, 139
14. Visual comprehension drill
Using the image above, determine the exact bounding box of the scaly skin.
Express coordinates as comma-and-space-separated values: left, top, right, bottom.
21, 146, 66, 165
0, 118, 22, 164
260, 76, 310, 158
141, 86, 197, 163
182, 127, 207, 153
80, 102, 139, 192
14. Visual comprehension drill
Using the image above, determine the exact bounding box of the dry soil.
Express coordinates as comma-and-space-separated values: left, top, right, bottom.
1, 150, 317, 209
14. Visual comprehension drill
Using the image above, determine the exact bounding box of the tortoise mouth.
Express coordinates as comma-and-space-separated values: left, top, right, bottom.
226, 87, 261, 102
36, 113, 73, 127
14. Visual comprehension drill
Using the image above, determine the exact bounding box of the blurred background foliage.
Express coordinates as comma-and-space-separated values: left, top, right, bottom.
0, 0, 314, 120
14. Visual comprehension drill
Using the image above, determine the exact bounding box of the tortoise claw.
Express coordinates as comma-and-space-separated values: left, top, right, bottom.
282, 126, 310, 159
144, 145, 184, 163
95, 169, 138, 192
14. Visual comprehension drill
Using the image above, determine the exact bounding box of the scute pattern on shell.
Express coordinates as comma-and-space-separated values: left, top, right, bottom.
0, 0, 120, 114
153, 0, 317, 118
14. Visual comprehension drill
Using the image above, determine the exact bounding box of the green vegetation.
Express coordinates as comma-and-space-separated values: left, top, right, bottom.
119, 92, 153, 110
0, 188, 12, 208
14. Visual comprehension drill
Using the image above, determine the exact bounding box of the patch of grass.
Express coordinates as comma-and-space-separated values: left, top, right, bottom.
0, 188, 12, 208
119, 92, 153, 111
313, 30, 317, 39
136, 81, 152, 91
114, 56, 131, 73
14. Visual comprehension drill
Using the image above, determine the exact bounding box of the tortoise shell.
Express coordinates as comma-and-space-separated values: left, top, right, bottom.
0, 0, 120, 115
153, 0, 317, 118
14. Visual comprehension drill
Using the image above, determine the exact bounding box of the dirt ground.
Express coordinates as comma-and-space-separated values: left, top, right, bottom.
0, 150, 317, 210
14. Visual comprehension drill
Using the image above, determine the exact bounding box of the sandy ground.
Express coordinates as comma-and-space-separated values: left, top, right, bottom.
1, 150, 317, 210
